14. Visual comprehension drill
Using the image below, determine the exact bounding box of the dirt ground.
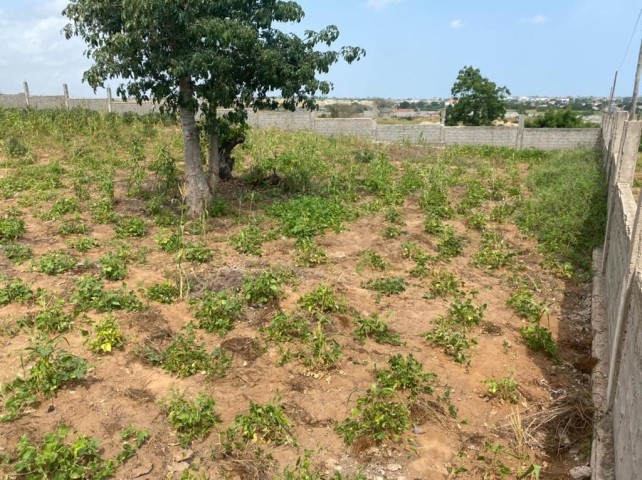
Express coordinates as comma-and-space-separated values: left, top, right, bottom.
0, 135, 596, 480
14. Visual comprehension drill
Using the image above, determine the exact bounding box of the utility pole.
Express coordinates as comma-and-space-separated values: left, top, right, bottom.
630, 37, 642, 120
608, 71, 618, 113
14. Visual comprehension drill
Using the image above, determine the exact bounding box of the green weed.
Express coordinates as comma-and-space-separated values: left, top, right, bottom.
362, 277, 407, 296
423, 319, 477, 365
184, 242, 213, 263
484, 375, 519, 404
67, 236, 99, 252
0, 213, 26, 240
520, 325, 559, 362
86, 315, 125, 354
298, 284, 347, 314
335, 386, 410, 446
163, 391, 221, 447
354, 313, 402, 346
0, 278, 34, 306
437, 227, 465, 259
34, 250, 77, 275
294, 238, 328, 267
115, 217, 147, 238
72, 276, 144, 313
224, 401, 295, 451
230, 225, 269, 256
242, 270, 289, 305
2, 243, 34, 264
11, 425, 116, 479
0, 339, 88, 422
146, 326, 232, 378
191, 291, 244, 335
268, 196, 351, 238
356, 250, 389, 272
507, 289, 545, 322
375, 354, 436, 398
424, 271, 464, 299
99, 252, 128, 281
146, 281, 180, 304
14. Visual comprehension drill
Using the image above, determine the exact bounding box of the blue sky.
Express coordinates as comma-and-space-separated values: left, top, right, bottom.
0, 0, 640, 99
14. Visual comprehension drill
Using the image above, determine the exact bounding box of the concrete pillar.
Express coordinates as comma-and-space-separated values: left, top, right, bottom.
106, 87, 113, 113
615, 121, 642, 186
23, 81, 30, 107
516, 114, 525, 149
63, 84, 69, 109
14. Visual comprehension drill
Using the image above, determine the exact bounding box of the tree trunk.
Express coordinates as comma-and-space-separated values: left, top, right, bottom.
207, 131, 220, 193
178, 79, 211, 218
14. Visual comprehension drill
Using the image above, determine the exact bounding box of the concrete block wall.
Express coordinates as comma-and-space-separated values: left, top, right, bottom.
596, 112, 642, 480
522, 128, 600, 150
444, 126, 518, 147
604, 185, 636, 350
0, 94, 601, 150
313, 118, 376, 139
376, 125, 441, 143
612, 271, 642, 480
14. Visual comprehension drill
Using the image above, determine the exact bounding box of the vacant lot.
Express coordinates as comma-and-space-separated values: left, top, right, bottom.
0, 109, 605, 479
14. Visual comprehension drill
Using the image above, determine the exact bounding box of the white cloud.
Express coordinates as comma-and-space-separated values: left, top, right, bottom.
449, 19, 463, 29
366, 0, 402, 11
0, 1, 96, 96
520, 15, 547, 25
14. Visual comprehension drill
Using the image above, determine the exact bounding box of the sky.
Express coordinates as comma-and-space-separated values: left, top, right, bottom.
0, 0, 641, 99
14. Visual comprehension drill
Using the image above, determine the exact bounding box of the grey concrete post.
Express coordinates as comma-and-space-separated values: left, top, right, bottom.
106, 87, 113, 113
23, 81, 30, 107
439, 108, 446, 144
63, 84, 69, 109
516, 115, 525, 149
615, 121, 642, 186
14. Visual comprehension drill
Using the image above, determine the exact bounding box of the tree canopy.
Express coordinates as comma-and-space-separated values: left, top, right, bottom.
445, 66, 510, 126
525, 109, 597, 128
63, 0, 364, 216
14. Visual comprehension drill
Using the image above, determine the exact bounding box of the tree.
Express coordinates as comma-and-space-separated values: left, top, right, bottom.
445, 66, 510, 126
525, 109, 597, 128
63, 1, 364, 217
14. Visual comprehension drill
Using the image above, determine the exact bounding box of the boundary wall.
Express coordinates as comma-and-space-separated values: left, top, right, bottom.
592, 111, 642, 480
1, 91, 598, 151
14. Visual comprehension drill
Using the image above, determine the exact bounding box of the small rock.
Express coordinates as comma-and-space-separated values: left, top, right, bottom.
132, 463, 154, 478
569, 465, 591, 479
412, 426, 425, 434
387, 463, 402, 472
173, 449, 193, 463
324, 459, 338, 470
167, 462, 190, 473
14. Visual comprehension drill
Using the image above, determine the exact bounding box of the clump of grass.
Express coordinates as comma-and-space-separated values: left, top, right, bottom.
424, 271, 464, 299
115, 217, 147, 238
362, 277, 407, 296
374, 354, 436, 398
356, 250, 389, 272
0, 339, 88, 422
230, 225, 269, 256
423, 320, 478, 365
21, 298, 74, 334
262, 312, 311, 343
242, 269, 290, 305
0, 212, 26, 240
268, 196, 351, 238
224, 401, 295, 452
354, 313, 402, 346
297, 284, 347, 314
86, 315, 125, 354
162, 391, 221, 447
191, 291, 244, 335
72, 276, 144, 313
10, 426, 116, 479
2, 243, 34, 264
34, 250, 77, 275
484, 374, 519, 404
144, 326, 232, 378
516, 149, 606, 277
99, 252, 128, 281
145, 281, 180, 304
472, 231, 515, 270
0, 278, 34, 306
294, 238, 327, 267
520, 325, 559, 362
507, 289, 545, 322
